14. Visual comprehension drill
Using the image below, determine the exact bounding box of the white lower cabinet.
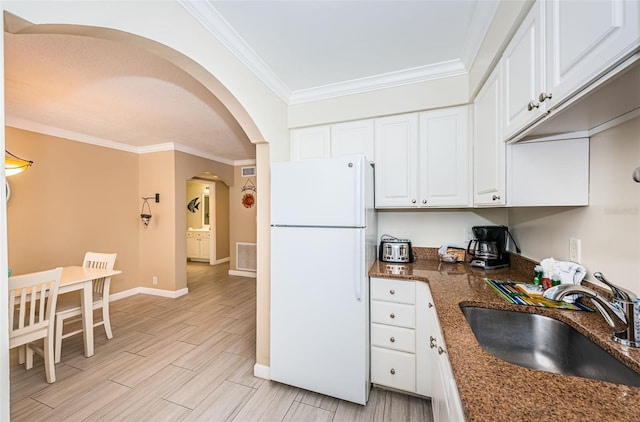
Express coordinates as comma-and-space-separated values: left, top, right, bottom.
370, 277, 464, 421
186, 231, 210, 261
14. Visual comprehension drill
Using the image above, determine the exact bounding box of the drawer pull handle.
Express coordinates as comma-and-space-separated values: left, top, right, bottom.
390, 368, 396, 375
390, 336, 395, 343
430, 336, 437, 349
438, 346, 446, 355
390, 313, 395, 319
389, 289, 395, 295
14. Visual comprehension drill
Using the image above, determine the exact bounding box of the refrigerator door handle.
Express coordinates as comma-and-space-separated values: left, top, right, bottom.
354, 232, 362, 302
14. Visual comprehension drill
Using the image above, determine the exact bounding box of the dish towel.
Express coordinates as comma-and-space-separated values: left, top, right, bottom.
540, 257, 587, 302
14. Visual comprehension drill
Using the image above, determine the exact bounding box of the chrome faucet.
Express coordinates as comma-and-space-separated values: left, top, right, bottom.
543, 272, 640, 348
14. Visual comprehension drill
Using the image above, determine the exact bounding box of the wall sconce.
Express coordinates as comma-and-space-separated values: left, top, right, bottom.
5, 150, 33, 176
140, 193, 160, 228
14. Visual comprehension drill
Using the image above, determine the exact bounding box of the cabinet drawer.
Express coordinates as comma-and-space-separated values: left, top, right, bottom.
371, 347, 416, 393
371, 278, 415, 304
371, 323, 415, 353
371, 301, 415, 329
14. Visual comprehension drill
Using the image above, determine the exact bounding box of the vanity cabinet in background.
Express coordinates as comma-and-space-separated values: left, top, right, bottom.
187, 231, 210, 261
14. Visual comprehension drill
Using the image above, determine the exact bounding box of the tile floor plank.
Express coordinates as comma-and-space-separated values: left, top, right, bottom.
10, 262, 433, 421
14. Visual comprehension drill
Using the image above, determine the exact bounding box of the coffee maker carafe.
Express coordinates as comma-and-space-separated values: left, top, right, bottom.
467, 225, 520, 269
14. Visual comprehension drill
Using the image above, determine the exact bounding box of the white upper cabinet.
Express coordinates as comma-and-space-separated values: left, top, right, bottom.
291, 120, 374, 162
418, 106, 470, 207
331, 119, 375, 162
375, 107, 471, 209
545, 0, 640, 108
502, 0, 546, 140
502, 0, 640, 142
507, 137, 589, 207
290, 125, 331, 161
473, 65, 506, 206
374, 114, 420, 208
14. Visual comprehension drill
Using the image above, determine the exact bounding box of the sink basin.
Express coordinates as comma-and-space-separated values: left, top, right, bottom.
461, 306, 640, 387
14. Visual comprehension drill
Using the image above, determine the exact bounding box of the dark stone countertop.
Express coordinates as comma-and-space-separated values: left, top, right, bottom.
369, 257, 640, 421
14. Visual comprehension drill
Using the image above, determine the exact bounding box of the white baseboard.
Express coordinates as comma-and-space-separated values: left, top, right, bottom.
212, 257, 230, 265
109, 288, 140, 302
140, 287, 189, 298
253, 363, 270, 380
109, 286, 189, 301
228, 269, 257, 278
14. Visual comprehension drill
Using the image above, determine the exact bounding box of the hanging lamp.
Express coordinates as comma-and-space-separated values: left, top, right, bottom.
5, 150, 33, 176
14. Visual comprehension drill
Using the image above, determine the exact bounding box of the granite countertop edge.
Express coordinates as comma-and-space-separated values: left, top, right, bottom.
369, 255, 640, 421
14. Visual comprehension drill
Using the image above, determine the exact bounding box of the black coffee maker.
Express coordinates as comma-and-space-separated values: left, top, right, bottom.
467, 225, 520, 269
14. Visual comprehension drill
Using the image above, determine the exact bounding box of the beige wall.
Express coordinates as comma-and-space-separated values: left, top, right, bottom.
6, 127, 139, 293
215, 181, 230, 260
509, 117, 640, 293
229, 165, 257, 271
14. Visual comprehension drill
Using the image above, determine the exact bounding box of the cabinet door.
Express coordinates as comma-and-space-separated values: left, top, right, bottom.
374, 114, 419, 208
418, 106, 470, 207
507, 138, 589, 206
502, 0, 546, 140
473, 66, 506, 206
290, 125, 331, 161
330, 119, 374, 162
186, 236, 199, 259
546, 0, 640, 108
200, 234, 211, 259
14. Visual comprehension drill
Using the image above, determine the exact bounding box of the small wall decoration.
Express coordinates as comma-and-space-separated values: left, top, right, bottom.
241, 178, 256, 209
187, 196, 200, 213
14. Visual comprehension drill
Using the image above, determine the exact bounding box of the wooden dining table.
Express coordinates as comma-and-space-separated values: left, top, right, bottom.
59, 266, 121, 358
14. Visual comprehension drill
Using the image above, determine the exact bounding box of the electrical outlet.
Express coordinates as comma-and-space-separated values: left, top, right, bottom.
152, 276, 158, 285
569, 238, 581, 263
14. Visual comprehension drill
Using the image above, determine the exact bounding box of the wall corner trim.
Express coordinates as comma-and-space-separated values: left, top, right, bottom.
253, 363, 270, 380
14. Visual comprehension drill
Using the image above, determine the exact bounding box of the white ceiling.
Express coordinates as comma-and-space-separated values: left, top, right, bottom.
4, 1, 498, 164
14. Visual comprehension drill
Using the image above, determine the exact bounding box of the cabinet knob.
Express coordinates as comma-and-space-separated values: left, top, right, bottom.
411, 199, 417, 204
390, 336, 396, 343
492, 195, 501, 201
430, 336, 437, 349
428, 302, 433, 308
390, 368, 396, 375
389, 289, 395, 295
538, 92, 553, 102
390, 313, 395, 319
527, 101, 540, 111
422, 199, 427, 204
438, 346, 446, 355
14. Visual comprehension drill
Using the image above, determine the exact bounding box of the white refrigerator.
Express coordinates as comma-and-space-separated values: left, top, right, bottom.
270, 154, 376, 405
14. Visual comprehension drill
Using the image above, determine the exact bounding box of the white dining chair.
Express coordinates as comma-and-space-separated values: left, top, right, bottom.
54, 252, 117, 363
9, 267, 63, 383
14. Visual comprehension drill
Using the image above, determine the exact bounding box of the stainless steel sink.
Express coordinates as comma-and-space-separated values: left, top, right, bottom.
461, 306, 640, 387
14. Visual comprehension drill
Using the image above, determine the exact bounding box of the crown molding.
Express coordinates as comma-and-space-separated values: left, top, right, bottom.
5, 116, 140, 154
6, 116, 253, 166
178, 0, 291, 103
460, 0, 500, 69
180, 0, 481, 105
288, 60, 467, 104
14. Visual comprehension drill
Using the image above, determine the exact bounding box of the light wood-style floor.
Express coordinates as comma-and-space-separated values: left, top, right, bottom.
10, 262, 433, 421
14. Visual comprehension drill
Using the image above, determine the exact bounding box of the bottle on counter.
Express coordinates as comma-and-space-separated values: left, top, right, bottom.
533, 265, 543, 287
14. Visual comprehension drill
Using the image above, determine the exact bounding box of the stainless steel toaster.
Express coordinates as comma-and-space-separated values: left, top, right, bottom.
379, 235, 414, 263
